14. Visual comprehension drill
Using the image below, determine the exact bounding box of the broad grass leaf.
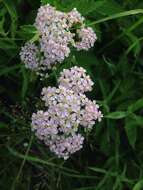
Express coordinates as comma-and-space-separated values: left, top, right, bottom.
128, 98, 143, 113
106, 80, 121, 103
124, 122, 137, 148
125, 37, 143, 57
91, 9, 143, 25
0, 16, 6, 36
8, 147, 84, 175
0, 8, 7, 36
133, 179, 143, 190
3, 0, 17, 20
132, 114, 143, 127
125, 31, 141, 57
0, 39, 17, 50
95, 0, 123, 16
0, 65, 20, 77
106, 111, 128, 119
62, 0, 106, 15
0, 38, 18, 56
3, 0, 17, 37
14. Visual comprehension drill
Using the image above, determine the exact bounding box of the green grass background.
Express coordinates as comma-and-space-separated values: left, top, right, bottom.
1, 0, 143, 189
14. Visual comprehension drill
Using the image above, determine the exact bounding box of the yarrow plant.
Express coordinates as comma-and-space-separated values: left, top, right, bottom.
20, 4, 97, 77
31, 67, 103, 159
19, 4, 102, 160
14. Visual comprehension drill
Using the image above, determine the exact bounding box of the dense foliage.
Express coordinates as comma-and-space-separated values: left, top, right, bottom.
1, 0, 143, 189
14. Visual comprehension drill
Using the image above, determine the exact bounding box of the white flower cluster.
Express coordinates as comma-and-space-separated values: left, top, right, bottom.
58, 66, 94, 93
20, 42, 39, 70
31, 67, 103, 159
74, 27, 97, 50
20, 4, 97, 77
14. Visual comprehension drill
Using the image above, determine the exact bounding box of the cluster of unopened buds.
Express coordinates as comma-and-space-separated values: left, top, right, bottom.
31, 66, 103, 159
20, 4, 97, 78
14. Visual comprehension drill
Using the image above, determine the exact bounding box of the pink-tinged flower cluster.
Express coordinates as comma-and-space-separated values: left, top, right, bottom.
58, 66, 94, 93
40, 34, 71, 64
46, 134, 84, 160
35, 5, 68, 35
74, 27, 97, 50
20, 42, 39, 70
81, 100, 103, 128
31, 67, 103, 159
20, 5, 97, 77
67, 8, 85, 27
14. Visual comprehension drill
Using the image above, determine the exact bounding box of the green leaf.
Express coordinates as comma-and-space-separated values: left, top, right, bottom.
0, 65, 20, 77
95, 0, 123, 16
0, 37, 18, 56
124, 31, 140, 56
0, 8, 7, 36
106, 111, 128, 119
64, 0, 106, 15
0, 16, 6, 36
106, 80, 121, 103
0, 38, 17, 50
133, 179, 143, 190
18, 25, 38, 40
89, 166, 131, 185
132, 114, 143, 127
99, 15, 143, 53
3, 0, 17, 19
90, 9, 143, 25
19, 25, 37, 34
3, 0, 17, 37
8, 147, 82, 175
128, 98, 143, 113
124, 122, 137, 148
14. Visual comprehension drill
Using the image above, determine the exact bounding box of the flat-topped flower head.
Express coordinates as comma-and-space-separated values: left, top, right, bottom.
58, 66, 94, 93
20, 5, 97, 77
32, 110, 84, 159
31, 79, 103, 159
